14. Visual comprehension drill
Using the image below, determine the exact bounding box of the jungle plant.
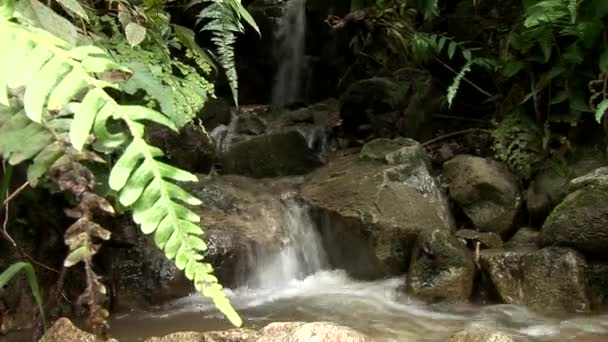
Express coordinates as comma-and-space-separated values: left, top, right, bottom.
0, 0, 257, 337
0, 262, 46, 331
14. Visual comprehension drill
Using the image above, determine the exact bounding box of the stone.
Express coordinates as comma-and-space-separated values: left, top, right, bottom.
407, 229, 475, 302
256, 322, 372, 342
479, 247, 591, 313
443, 155, 522, 236
504, 227, 539, 247
448, 328, 517, 342
570, 166, 608, 191
201, 97, 233, 131
302, 138, 453, 278
145, 122, 216, 173
539, 186, 608, 258
39, 318, 118, 342
145, 329, 259, 342
220, 131, 323, 178
526, 147, 607, 225
586, 261, 608, 310
454, 229, 503, 249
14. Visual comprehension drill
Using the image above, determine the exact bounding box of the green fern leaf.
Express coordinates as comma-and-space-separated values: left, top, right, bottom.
595, 99, 608, 123
447, 61, 472, 108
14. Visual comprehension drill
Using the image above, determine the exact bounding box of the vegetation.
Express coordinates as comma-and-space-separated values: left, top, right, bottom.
0, 0, 258, 337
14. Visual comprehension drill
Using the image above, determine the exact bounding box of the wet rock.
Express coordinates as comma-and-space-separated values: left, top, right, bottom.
480, 246, 591, 313
302, 138, 453, 277
443, 155, 522, 236
587, 261, 608, 310
407, 229, 475, 302
221, 131, 322, 178
455, 229, 503, 249
145, 329, 259, 342
100, 216, 194, 311
186, 175, 299, 287
256, 322, 372, 342
526, 147, 607, 225
505, 227, 539, 247
539, 186, 608, 258
570, 166, 608, 191
39, 318, 118, 342
145, 122, 216, 173
448, 328, 517, 342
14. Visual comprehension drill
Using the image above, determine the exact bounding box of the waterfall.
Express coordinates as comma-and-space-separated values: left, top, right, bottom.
271, 0, 308, 108
209, 110, 238, 153
244, 199, 328, 289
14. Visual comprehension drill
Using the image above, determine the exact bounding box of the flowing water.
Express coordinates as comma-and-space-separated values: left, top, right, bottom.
110, 200, 608, 341
271, 0, 308, 108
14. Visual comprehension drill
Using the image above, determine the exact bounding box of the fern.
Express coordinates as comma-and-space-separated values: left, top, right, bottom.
190, 0, 260, 107
0, 0, 241, 327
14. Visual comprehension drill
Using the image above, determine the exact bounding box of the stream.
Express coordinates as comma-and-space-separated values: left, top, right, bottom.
109, 202, 608, 342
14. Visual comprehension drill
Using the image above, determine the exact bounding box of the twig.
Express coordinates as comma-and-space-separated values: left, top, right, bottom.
432, 56, 494, 98
422, 128, 491, 147
3, 181, 30, 206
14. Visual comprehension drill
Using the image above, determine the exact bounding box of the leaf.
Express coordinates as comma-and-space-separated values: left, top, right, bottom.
172, 24, 216, 71
448, 41, 457, 59
56, 0, 88, 21
17, 0, 80, 45
70, 89, 105, 151
23, 58, 71, 123
447, 61, 472, 108
0, 262, 43, 317
125, 22, 147, 47
237, 1, 260, 36
595, 99, 608, 123
462, 48, 472, 62
27, 141, 64, 186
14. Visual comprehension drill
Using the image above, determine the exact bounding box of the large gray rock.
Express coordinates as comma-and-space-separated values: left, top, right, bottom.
146, 329, 259, 342
443, 155, 522, 236
221, 131, 322, 178
526, 147, 607, 224
504, 227, 539, 247
480, 247, 591, 313
256, 322, 372, 342
302, 138, 453, 278
448, 328, 518, 342
539, 186, 608, 258
407, 229, 475, 302
40, 318, 118, 342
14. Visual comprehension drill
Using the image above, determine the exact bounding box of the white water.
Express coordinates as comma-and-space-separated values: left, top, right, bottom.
110, 199, 608, 341
243, 200, 328, 289
271, 0, 308, 108
209, 110, 239, 153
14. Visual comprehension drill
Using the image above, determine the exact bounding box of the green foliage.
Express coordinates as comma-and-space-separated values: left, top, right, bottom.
189, 0, 260, 107
504, 0, 608, 123
0, 262, 45, 327
492, 109, 546, 179
92, 16, 214, 128
0, 0, 242, 328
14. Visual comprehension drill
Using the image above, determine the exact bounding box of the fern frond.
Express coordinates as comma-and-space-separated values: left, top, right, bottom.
1, 6, 241, 326
447, 61, 472, 107
196, 0, 242, 106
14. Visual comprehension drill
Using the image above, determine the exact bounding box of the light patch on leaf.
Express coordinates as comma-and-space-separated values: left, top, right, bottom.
125, 22, 147, 47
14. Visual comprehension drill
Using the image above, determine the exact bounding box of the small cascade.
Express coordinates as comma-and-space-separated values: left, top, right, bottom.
271, 0, 308, 108
244, 199, 328, 289
209, 110, 239, 153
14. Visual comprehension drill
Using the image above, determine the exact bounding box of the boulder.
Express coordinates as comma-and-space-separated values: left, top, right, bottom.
586, 261, 608, 310
220, 131, 323, 178
407, 229, 475, 302
145, 329, 259, 342
256, 322, 372, 342
145, 122, 216, 174
570, 166, 608, 191
302, 138, 453, 278
504, 227, 539, 247
526, 147, 607, 225
448, 328, 517, 342
186, 175, 300, 287
40, 318, 118, 342
539, 186, 608, 258
479, 247, 591, 313
443, 155, 522, 236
